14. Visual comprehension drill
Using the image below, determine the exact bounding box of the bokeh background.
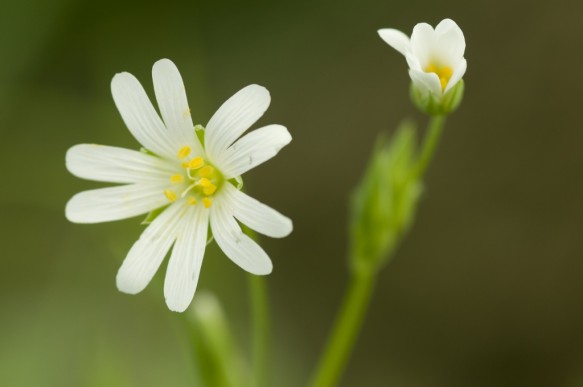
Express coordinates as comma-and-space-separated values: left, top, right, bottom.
2, 0, 583, 386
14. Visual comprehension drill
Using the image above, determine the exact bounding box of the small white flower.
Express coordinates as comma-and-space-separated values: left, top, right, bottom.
378, 18, 467, 99
66, 59, 292, 312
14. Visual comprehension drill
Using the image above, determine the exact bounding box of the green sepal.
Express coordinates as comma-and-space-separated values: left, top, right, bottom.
139, 147, 158, 157
195, 124, 206, 147
141, 205, 170, 225
410, 80, 464, 116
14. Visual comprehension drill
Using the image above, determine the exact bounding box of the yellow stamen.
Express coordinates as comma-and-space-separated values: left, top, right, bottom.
188, 156, 204, 170
203, 197, 213, 208
198, 165, 214, 178
203, 184, 217, 196
170, 174, 184, 184
198, 177, 212, 187
181, 161, 189, 168
164, 189, 177, 202
425, 63, 454, 92
177, 146, 191, 160
187, 196, 197, 205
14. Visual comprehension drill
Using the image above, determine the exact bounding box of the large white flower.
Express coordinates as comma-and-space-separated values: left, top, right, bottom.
378, 18, 467, 99
65, 59, 293, 312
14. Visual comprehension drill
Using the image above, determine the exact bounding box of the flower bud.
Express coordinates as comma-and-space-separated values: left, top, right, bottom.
349, 121, 422, 273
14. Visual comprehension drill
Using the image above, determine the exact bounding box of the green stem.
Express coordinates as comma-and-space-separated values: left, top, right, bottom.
249, 274, 270, 387
308, 268, 376, 387
413, 115, 446, 179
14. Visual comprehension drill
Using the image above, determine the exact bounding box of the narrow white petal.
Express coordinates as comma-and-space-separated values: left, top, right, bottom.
204, 85, 270, 165
222, 183, 292, 238
219, 125, 291, 178
65, 182, 168, 224
66, 144, 177, 184
210, 194, 273, 275
164, 205, 209, 312
409, 22, 435, 68
116, 202, 186, 294
111, 72, 176, 159
152, 59, 204, 156
377, 28, 410, 56
409, 68, 442, 98
444, 58, 467, 94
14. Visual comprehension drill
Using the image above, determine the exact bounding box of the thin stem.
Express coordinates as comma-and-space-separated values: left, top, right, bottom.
413, 115, 446, 179
249, 274, 270, 387
308, 268, 376, 387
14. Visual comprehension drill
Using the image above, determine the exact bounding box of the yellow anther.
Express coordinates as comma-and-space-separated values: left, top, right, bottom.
440, 77, 448, 91
198, 165, 214, 178
198, 177, 212, 187
188, 156, 204, 170
164, 189, 177, 202
170, 174, 184, 184
440, 66, 453, 79
187, 196, 197, 205
203, 197, 213, 208
203, 183, 217, 196
425, 63, 453, 91
181, 162, 189, 168
177, 146, 191, 160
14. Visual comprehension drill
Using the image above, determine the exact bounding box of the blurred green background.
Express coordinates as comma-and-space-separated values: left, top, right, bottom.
2, 0, 583, 386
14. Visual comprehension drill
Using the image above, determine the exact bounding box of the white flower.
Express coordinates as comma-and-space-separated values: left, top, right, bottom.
378, 18, 467, 99
65, 59, 293, 312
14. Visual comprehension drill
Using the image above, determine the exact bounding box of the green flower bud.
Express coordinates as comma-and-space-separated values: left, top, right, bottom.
349, 121, 423, 274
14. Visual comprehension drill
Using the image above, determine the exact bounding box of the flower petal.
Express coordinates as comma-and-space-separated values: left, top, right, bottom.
219, 124, 291, 178
65, 182, 168, 223
409, 68, 442, 97
152, 59, 204, 156
164, 204, 209, 312
409, 22, 435, 68
116, 202, 186, 294
434, 19, 466, 66
210, 194, 273, 275
204, 85, 270, 165
222, 183, 292, 238
111, 72, 176, 159
66, 144, 177, 184
444, 58, 467, 94
377, 28, 410, 56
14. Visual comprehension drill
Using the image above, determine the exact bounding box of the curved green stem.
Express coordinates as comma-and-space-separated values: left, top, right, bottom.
249, 273, 270, 387
308, 268, 376, 387
413, 115, 446, 179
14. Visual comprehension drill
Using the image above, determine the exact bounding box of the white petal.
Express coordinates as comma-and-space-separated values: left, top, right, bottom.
444, 58, 467, 94
434, 19, 466, 66
66, 144, 177, 184
164, 205, 209, 312
111, 72, 176, 159
222, 183, 292, 238
377, 28, 410, 56
152, 59, 204, 156
219, 124, 291, 178
409, 22, 435, 68
204, 85, 270, 165
409, 68, 442, 97
116, 202, 186, 294
65, 182, 168, 223
210, 194, 273, 275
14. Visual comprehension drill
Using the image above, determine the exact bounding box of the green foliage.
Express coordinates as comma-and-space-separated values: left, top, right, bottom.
349, 121, 423, 274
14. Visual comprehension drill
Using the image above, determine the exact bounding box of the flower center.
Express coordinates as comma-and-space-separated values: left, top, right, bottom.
162, 145, 224, 208
425, 63, 453, 91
